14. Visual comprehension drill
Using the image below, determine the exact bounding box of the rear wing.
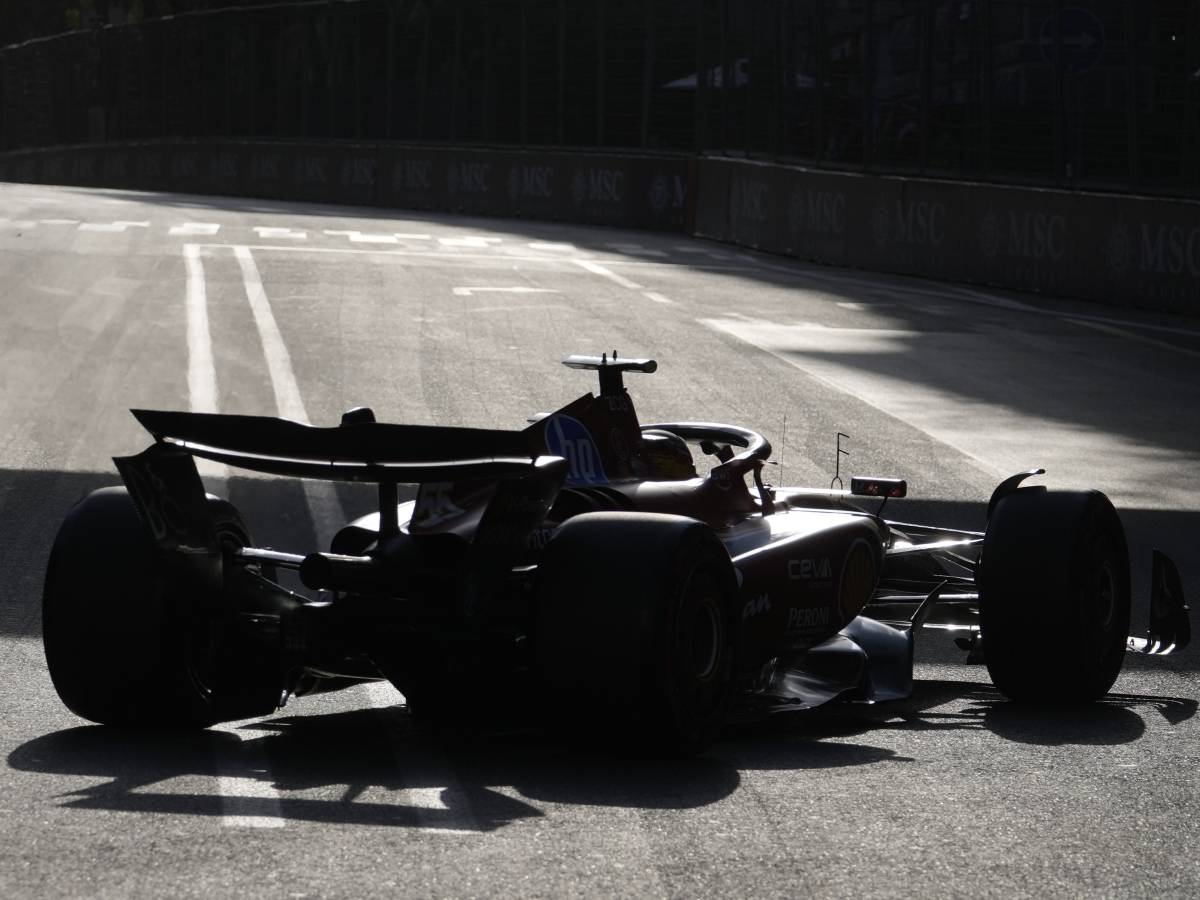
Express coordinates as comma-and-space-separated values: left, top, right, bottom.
131, 409, 541, 483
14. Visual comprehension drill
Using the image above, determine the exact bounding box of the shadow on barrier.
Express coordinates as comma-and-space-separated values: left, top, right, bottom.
8, 677, 1194, 831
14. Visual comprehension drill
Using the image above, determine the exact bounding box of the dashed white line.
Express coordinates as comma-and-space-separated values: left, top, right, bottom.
642, 291, 674, 304
439, 236, 502, 247
573, 259, 644, 290
170, 222, 220, 236
79, 220, 150, 233
254, 226, 306, 240
528, 241, 575, 251
452, 286, 558, 296
38, 218, 80, 225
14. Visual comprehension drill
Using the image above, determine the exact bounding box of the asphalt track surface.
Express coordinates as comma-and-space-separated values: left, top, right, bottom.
1, 182, 1198, 899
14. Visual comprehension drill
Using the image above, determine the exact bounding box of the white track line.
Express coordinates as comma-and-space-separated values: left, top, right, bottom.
573, 259, 644, 290
170, 223, 220, 236
452, 286, 558, 296
1065, 317, 1200, 360
232, 245, 480, 833
184, 244, 219, 416
214, 723, 286, 829
642, 291, 673, 304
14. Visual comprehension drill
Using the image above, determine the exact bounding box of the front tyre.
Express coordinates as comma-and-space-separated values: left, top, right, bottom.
42, 487, 282, 728
979, 488, 1131, 703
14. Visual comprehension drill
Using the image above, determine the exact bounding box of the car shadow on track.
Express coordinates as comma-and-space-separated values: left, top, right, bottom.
9, 680, 1195, 831
728, 679, 1197, 754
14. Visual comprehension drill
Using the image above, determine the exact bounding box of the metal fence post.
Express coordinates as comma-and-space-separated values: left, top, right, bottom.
597, 0, 605, 146
640, 0, 653, 149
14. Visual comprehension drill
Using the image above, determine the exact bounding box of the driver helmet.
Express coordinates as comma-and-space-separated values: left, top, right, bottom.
640, 429, 697, 480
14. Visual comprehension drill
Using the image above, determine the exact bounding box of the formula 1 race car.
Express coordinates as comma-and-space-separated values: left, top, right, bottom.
43, 355, 1192, 752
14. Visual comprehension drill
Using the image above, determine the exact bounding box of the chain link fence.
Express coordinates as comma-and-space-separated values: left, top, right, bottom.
2, 0, 1197, 196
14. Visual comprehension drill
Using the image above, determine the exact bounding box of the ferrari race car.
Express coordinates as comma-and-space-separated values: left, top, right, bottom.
43, 355, 1192, 752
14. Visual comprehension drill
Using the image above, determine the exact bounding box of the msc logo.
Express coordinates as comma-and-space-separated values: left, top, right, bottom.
447, 161, 491, 195
788, 557, 832, 581
742, 593, 771, 620
508, 163, 554, 201
393, 158, 432, 190
573, 168, 624, 205
649, 173, 686, 213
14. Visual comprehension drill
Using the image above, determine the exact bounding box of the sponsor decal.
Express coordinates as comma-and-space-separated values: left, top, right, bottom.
572, 167, 624, 206
508, 163, 554, 201
786, 606, 831, 630
980, 210, 1065, 262
208, 152, 238, 184
393, 158, 432, 190
649, 173, 686, 214
788, 557, 833, 581
103, 153, 129, 179
1106, 224, 1133, 277
609, 426, 630, 462
872, 199, 945, 248
250, 154, 281, 182
1134, 223, 1200, 278
293, 155, 328, 185
789, 189, 845, 237
447, 160, 491, 196
742, 593, 771, 620
544, 414, 606, 485
341, 157, 376, 189
171, 152, 199, 180
731, 177, 768, 225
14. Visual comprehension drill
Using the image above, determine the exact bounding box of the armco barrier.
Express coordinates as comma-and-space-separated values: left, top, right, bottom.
696, 157, 1200, 315
0, 140, 690, 234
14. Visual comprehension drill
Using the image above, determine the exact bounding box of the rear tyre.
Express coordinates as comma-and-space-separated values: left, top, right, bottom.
42, 487, 282, 728
979, 488, 1131, 703
536, 512, 739, 754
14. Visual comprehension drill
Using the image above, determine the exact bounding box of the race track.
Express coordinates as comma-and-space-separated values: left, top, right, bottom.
1, 182, 1198, 899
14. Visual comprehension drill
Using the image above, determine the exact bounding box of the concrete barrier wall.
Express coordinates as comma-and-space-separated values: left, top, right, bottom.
695, 157, 1200, 315
3, 142, 1197, 313
0, 140, 691, 233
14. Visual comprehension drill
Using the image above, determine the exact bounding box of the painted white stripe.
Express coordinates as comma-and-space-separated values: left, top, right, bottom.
114, 220, 150, 227
362, 683, 478, 834
438, 236, 500, 247
573, 259, 644, 290
528, 241, 575, 251
215, 723, 286, 829
1065, 317, 1200, 360
170, 222, 220, 236
393, 233, 432, 240
79, 223, 125, 232
452, 286, 559, 296
642, 291, 674, 304
232, 246, 308, 424
182, 244, 227, 480
254, 226, 306, 240
184, 244, 218, 415
350, 233, 400, 244
39, 218, 80, 225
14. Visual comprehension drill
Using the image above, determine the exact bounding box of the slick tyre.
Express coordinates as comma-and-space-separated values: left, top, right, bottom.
536, 513, 739, 754
42, 487, 281, 728
979, 488, 1131, 703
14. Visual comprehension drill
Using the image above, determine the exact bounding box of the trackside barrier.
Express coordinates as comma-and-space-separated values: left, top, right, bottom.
695, 157, 1200, 315
2, 143, 1196, 313
0, 141, 691, 233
